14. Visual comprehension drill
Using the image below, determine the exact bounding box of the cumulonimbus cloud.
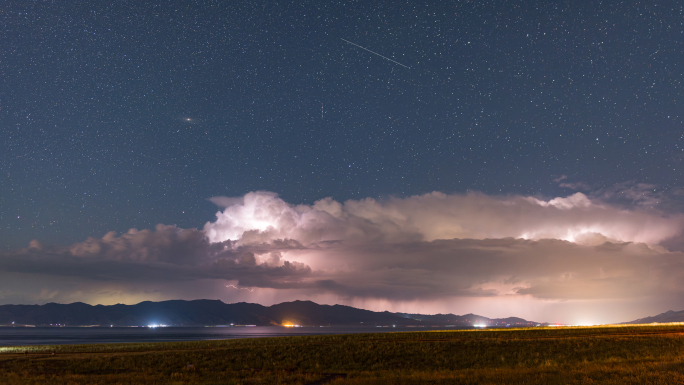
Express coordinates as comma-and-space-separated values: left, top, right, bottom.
2, 190, 684, 323
204, 191, 684, 246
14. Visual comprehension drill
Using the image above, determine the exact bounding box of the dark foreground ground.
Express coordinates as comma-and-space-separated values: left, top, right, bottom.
2, 324, 684, 384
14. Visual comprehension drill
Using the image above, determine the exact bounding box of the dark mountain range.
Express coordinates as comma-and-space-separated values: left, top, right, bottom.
0, 300, 540, 327
624, 310, 684, 324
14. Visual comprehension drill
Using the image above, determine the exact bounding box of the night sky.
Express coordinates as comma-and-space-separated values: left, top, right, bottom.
1, 1, 684, 324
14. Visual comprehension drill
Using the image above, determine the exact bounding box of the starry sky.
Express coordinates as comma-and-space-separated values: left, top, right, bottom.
1, 1, 684, 324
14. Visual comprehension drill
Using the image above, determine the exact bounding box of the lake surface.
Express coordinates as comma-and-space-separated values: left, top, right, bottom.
0, 325, 474, 347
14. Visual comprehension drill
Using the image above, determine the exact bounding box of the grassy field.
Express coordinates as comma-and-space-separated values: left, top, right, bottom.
3, 324, 684, 384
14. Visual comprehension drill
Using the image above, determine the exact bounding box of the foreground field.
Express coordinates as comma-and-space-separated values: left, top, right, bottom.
2, 324, 684, 384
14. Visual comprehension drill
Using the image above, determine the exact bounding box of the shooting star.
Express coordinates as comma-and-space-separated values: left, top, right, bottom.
341, 38, 410, 69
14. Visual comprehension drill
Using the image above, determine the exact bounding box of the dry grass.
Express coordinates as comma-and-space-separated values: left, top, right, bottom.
2, 324, 684, 384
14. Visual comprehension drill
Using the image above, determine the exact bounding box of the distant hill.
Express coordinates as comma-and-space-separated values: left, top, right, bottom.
0, 300, 540, 327
624, 310, 684, 324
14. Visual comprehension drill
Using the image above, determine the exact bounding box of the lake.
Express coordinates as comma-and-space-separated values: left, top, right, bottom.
0, 325, 475, 346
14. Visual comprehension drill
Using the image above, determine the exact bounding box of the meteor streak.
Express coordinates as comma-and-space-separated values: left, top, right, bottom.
341, 38, 410, 69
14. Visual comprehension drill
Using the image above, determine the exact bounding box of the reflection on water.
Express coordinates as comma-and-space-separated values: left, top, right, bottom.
0, 325, 473, 347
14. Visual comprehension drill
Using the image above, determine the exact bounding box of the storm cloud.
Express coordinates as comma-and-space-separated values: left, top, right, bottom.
205, 191, 683, 245
2, 191, 684, 324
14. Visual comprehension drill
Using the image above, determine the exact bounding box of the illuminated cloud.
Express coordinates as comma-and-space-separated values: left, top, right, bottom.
0, 224, 310, 286
204, 191, 684, 245
2, 190, 684, 324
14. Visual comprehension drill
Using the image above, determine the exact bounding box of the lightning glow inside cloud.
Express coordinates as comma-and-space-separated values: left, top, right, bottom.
204, 191, 683, 246
2, 190, 684, 324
